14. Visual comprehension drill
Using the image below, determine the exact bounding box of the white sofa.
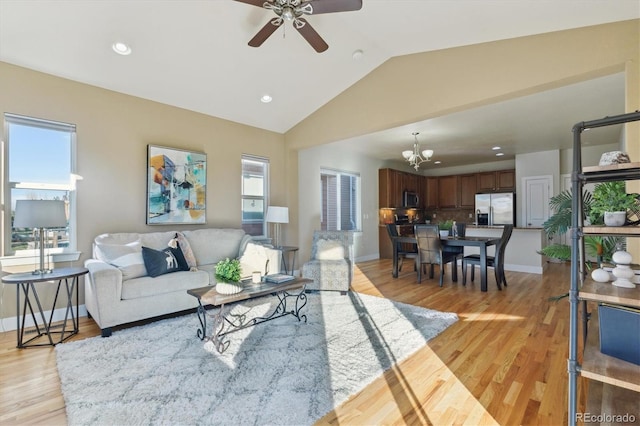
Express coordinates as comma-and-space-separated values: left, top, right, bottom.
84, 228, 281, 337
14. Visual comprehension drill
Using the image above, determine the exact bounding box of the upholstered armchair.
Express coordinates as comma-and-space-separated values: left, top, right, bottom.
302, 230, 354, 293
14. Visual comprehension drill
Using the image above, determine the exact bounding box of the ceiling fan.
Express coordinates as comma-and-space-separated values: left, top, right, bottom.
234, 0, 363, 53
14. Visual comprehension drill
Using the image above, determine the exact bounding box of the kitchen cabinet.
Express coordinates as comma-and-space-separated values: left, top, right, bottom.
566, 111, 640, 426
424, 177, 438, 209
476, 169, 515, 192
378, 168, 400, 208
379, 168, 422, 208
438, 175, 458, 208
458, 173, 477, 208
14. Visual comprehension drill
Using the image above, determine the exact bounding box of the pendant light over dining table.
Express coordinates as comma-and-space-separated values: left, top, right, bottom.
402, 132, 434, 171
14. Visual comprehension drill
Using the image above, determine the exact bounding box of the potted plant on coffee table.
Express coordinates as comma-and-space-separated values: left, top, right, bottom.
589, 181, 637, 227
215, 258, 243, 295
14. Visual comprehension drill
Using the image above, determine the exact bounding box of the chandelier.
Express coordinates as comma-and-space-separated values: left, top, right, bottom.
402, 132, 434, 171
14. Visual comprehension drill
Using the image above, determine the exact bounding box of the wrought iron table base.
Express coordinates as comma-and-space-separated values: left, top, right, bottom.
198, 289, 308, 354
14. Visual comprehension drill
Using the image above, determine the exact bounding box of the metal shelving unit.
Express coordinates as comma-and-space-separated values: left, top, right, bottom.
568, 111, 640, 425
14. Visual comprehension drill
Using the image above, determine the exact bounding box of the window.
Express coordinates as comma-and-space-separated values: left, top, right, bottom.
241, 155, 269, 236
3, 114, 77, 257
320, 168, 360, 231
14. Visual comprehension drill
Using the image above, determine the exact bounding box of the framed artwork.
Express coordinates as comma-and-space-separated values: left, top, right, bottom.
147, 145, 207, 225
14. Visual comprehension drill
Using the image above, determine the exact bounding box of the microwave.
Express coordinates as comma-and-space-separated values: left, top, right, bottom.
403, 191, 420, 207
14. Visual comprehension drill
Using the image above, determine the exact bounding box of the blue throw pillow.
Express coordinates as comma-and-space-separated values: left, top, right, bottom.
141, 246, 189, 278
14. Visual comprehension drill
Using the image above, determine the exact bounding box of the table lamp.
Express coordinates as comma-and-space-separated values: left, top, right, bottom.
265, 206, 288, 248
13, 200, 67, 274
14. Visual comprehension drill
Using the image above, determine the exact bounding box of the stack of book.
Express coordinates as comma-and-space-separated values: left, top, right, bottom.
264, 273, 295, 284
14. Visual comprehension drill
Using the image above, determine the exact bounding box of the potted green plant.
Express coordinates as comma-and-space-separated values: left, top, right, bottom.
589, 181, 636, 226
538, 188, 623, 264
215, 258, 243, 294
439, 220, 453, 238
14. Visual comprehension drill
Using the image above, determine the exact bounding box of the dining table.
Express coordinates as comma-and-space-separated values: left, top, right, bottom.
391, 235, 501, 292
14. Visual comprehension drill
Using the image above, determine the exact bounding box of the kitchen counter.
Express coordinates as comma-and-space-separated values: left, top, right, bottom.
465, 226, 546, 274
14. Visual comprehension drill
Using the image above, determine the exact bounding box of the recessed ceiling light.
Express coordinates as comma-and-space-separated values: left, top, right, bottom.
492, 146, 501, 150
352, 49, 364, 60
496, 152, 505, 157
260, 94, 273, 103
434, 160, 441, 164
112, 42, 132, 55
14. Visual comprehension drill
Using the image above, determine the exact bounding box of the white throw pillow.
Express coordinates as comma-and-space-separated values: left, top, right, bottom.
239, 242, 270, 276
315, 239, 345, 260
110, 252, 147, 280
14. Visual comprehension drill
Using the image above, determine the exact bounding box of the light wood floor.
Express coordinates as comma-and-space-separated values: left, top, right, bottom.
0, 260, 585, 425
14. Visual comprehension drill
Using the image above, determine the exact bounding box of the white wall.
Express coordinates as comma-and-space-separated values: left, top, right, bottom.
297, 145, 385, 264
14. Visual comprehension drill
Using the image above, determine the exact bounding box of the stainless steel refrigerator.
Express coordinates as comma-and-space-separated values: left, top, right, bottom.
475, 193, 516, 226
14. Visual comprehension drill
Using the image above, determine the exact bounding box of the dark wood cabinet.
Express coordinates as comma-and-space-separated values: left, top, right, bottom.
458, 173, 477, 208
379, 168, 400, 208
497, 169, 515, 190
424, 177, 438, 209
477, 169, 515, 192
438, 175, 458, 208
379, 168, 422, 208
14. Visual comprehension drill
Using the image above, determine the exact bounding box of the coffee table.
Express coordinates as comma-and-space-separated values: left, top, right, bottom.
187, 277, 311, 353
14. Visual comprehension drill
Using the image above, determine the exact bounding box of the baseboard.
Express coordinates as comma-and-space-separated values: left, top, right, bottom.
356, 253, 380, 262
1, 304, 88, 333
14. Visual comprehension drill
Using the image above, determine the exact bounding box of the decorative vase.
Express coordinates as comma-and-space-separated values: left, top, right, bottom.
603, 211, 626, 227
611, 250, 635, 288
215, 281, 243, 294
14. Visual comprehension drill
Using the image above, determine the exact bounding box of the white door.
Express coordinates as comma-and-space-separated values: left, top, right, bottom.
523, 175, 552, 228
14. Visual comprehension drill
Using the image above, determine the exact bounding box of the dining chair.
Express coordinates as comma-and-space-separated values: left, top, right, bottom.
443, 222, 466, 262
414, 224, 459, 286
386, 223, 417, 272
462, 224, 514, 290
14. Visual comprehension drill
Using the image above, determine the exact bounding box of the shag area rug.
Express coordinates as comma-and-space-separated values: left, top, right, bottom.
56, 291, 457, 426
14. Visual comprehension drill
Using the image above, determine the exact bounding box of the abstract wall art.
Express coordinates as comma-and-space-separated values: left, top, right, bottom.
147, 145, 206, 225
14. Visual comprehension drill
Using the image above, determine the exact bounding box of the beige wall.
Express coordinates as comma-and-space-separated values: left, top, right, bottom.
1, 19, 638, 324
0, 61, 286, 319
288, 19, 639, 260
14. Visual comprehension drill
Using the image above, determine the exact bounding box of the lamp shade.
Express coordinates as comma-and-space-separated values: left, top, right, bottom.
14, 200, 67, 228
265, 206, 289, 224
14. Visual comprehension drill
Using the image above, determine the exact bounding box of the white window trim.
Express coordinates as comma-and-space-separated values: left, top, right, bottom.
2, 113, 78, 258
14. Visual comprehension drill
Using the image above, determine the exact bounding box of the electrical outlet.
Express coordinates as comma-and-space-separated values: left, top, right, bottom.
469, 213, 472, 218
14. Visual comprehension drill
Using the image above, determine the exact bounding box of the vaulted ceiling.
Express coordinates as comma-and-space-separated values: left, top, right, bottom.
1, 1, 638, 166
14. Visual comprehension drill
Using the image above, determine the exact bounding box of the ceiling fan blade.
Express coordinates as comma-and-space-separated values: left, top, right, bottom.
248, 19, 282, 47
301, 0, 362, 14
295, 18, 328, 53
234, 0, 268, 8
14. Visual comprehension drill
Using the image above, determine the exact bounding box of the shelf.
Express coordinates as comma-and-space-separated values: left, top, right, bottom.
579, 279, 640, 308
580, 162, 640, 182
582, 225, 640, 235
581, 315, 640, 393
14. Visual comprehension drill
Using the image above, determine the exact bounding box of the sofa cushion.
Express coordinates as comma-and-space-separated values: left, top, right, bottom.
175, 232, 197, 268
182, 228, 245, 266
121, 270, 210, 300
239, 242, 271, 276
94, 233, 141, 263
315, 239, 345, 260
141, 246, 189, 278
140, 231, 177, 251
110, 252, 147, 280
